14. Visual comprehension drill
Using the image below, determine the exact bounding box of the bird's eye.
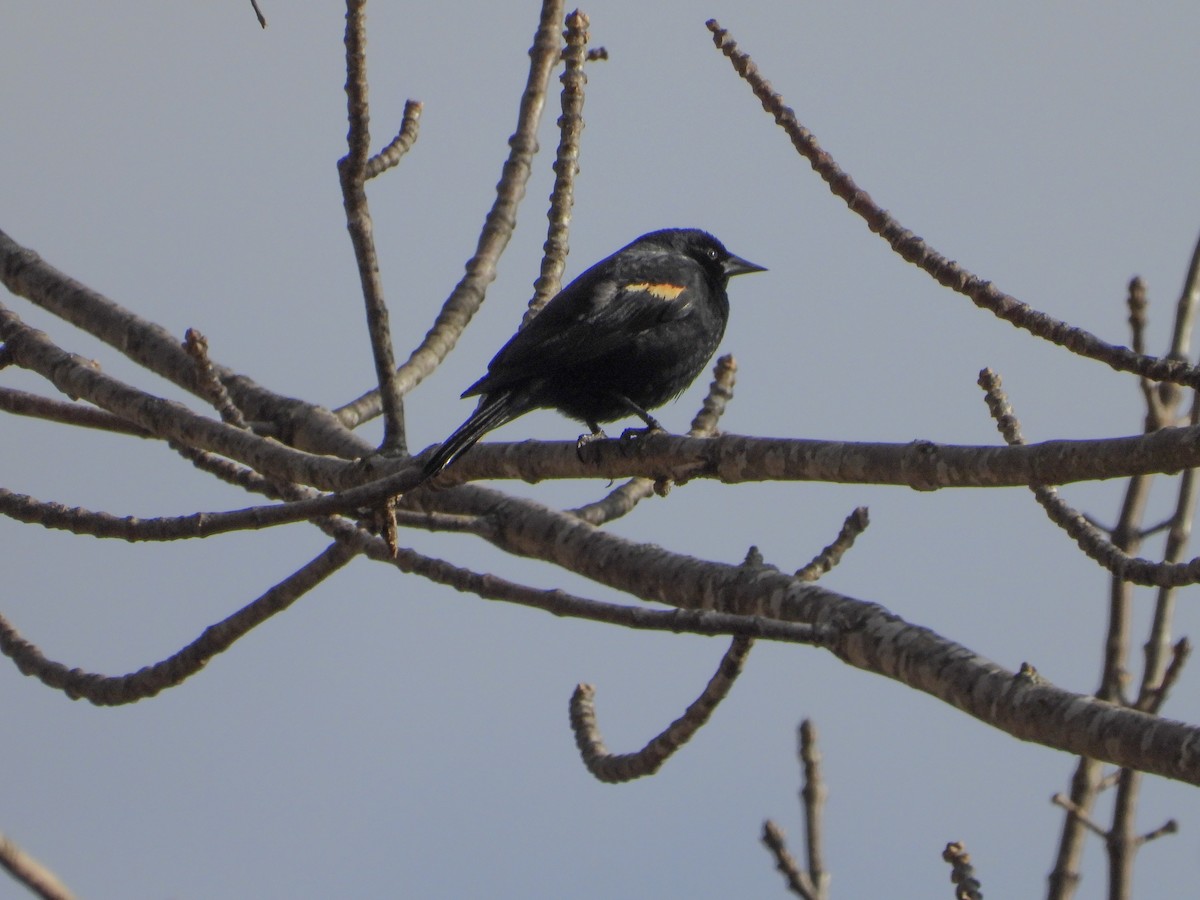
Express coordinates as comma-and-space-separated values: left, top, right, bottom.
705, 246, 719, 260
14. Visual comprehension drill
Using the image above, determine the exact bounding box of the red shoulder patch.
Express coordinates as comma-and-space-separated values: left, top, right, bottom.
625, 282, 686, 301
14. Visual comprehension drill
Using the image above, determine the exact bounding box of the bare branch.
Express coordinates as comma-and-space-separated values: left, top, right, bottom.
0, 542, 357, 705
0, 832, 76, 900
0, 301, 361, 489
1136, 818, 1179, 847
570, 636, 753, 783
184, 328, 248, 428
979, 368, 1200, 587
1168, 228, 1200, 362
420, 481, 1200, 786
335, 0, 566, 426
705, 19, 1200, 392
1140, 638, 1191, 715
1047, 758, 1104, 900
941, 841, 984, 900
761, 820, 818, 900
1127, 277, 1171, 427
1139, 398, 1200, 705
423, 420, 1200, 492
0, 230, 368, 459
365, 99, 423, 179
526, 9, 589, 322
339, 0, 406, 453
0, 386, 150, 437
249, 0, 267, 29
795, 506, 869, 581
571, 354, 737, 524
797, 720, 829, 900
1051, 793, 1109, 839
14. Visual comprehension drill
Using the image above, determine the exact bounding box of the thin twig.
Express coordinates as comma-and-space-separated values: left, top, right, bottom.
365, 99, 423, 179
1137, 819, 1179, 846
0, 299, 360, 490
0, 543, 357, 705
0, 832, 76, 900
795, 507, 869, 581
1138, 340, 1200, 707
1051, 794, 1109, 839
1104, 263, 1200, 893
525, 9, 589, 323
249, 0, 267, 28
761, 821, 817, 899
942, 842, 984, 900
978, 368, 1200, 587
797, 720, 829, 900
569, 636, 753, 783
1128, 277, 1170, 426
339, 0, 406, 453
184, 328, 248, 428
1140, 638, 1191, 715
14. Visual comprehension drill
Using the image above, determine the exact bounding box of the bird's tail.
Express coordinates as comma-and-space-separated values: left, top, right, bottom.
419, 391, 518, 483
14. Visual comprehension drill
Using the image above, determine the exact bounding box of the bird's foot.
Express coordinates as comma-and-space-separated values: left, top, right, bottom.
619, 424, 665, 443
576, 428, 608, 461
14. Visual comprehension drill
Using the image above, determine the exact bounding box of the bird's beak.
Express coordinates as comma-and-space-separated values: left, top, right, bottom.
723, 253, 767, 278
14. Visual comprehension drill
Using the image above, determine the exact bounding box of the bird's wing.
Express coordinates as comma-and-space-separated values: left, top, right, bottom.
464, 274, 700, 396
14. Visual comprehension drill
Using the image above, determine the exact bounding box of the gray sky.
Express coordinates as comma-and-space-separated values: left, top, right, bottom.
4, 3, 1200, 897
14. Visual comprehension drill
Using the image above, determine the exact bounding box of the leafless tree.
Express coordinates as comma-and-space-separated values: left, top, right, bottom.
1, 4, 1197, 897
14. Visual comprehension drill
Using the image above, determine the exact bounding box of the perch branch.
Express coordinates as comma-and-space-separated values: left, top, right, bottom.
571, 354, 738, 524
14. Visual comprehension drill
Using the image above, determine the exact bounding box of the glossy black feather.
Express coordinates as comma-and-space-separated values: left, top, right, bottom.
420, 228, 764, 482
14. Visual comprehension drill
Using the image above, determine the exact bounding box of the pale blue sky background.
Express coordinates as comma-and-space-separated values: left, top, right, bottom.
3, 3, 1200, 897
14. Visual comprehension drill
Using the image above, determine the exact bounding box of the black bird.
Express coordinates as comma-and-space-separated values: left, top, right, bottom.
420, 227, 765, 482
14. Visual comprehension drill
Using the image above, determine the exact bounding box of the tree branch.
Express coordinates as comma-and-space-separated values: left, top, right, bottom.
525, 9, 589, 323
339, 0, 407, 452
569, 636, 753, 783
335, 0, 566, 426
706, 19, 1200, 392
0, 542, 357, 705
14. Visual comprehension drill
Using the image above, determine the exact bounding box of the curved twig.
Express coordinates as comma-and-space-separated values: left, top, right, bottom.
366, 100, 423, 180
795, 507, 869, 581
569, 636, 753, 783
418, 480, 1200, 786
0, 542, 357, 706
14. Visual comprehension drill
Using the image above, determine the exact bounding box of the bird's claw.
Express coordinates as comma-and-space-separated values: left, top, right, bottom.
619, 425, 664, 442
576, 429, 608, 461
